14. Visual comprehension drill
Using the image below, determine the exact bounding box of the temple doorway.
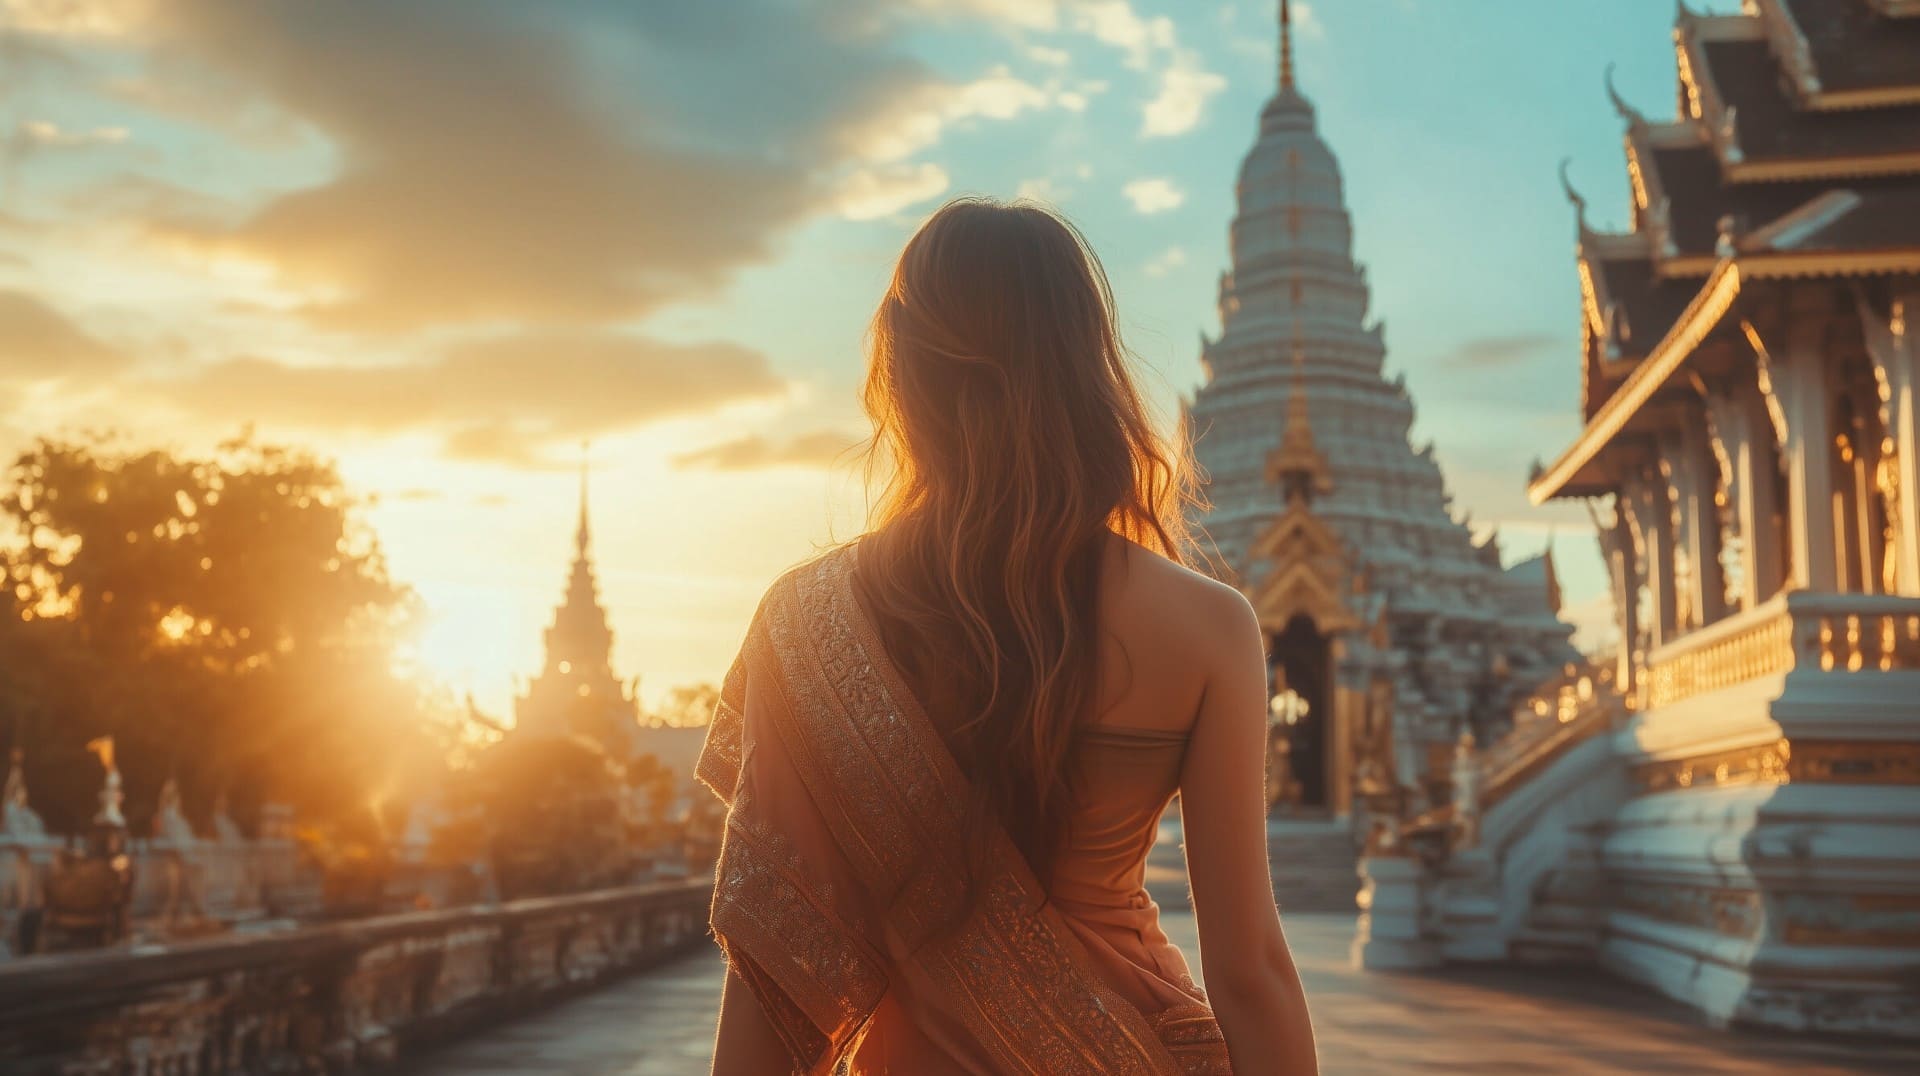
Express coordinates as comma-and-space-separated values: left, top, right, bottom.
1269, 614, 1333, 810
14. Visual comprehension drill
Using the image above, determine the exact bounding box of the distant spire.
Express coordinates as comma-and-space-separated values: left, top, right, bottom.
575, 440, 591, 559
1280, 0, 1296, 92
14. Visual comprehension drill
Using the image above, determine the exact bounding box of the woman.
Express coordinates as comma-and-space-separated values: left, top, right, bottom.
701, 198, 1318, 1075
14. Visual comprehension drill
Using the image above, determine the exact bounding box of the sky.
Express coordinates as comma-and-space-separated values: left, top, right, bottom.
0, 0, 1741, 717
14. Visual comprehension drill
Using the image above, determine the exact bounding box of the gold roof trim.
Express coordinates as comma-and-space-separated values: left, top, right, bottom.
1726, 151, 1920, 183
1531, 246, 1920, 503
1529, 260, 1744, 504
1752, 0, 1920, 112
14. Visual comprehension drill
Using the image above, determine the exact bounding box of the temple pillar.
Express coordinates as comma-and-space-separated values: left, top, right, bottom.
1766, 314, 1840, 592
1660, 407, 1727, 630
1622, 467, 1678, 649
1330, 635, 1354, 818
1595, 497, 1641, 691
1860, 291, 1920, 595
1705, 379, 1785, 608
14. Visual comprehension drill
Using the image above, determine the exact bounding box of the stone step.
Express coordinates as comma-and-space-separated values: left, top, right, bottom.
1509, 930, 1598, 964
1269, 827, 1359, 913
1512, 899, 1603, 963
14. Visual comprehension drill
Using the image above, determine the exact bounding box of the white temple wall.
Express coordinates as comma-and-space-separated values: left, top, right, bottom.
1377, 589, 1920, 1037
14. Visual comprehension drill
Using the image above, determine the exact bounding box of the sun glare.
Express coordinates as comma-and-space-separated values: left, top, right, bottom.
408, 580, 541, 717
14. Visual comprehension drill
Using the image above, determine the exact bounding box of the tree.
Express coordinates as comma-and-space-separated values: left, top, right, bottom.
0, 432, 452, 838
461, 732, 634, 899
650, 682, 719, 728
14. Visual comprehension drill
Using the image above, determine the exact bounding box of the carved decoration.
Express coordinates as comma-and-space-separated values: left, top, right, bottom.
1633, 739, 1791, 795
1245, 504, 1360, 635
1613, 880, 1764, 939
1616, 880, 1920, 947
1633, 739, 1920, 795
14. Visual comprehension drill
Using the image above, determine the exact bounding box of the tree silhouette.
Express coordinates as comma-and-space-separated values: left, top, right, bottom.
0, 432, 453, 839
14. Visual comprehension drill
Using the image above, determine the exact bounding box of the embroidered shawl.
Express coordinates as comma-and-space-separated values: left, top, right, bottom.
697, 545, 1231, 1075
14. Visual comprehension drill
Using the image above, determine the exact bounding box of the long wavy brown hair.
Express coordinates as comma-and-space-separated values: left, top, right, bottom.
853, 197, 1200, 905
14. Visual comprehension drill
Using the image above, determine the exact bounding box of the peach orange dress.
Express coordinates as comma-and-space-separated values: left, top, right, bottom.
698, 545, 1229, 1075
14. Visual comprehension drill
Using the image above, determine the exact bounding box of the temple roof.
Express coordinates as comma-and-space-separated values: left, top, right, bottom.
1533, 0, 1920, 504
1582, 245, 1701, 362
1691, 36, 1920, 174
1764, 0, 1920, 104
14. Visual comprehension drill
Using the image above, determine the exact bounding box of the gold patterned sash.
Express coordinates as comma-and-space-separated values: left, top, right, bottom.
698, 545, 1230, 1075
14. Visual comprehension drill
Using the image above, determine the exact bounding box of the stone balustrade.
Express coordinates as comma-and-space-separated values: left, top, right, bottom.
1787, 593, 1920, 674
0, 877, 712, 1075
1642, 591, 1920, 710
1479, 677, 1621, 813
1641, 593, 1795, 710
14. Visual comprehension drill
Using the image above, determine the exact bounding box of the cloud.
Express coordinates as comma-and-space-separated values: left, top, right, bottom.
905, 0, 1061, 29
141, 330, 787, 462
1434, 333, 1562, 369
1017, 177, 1061, 202
62, 171, 239, 230
1123, 177, 1185, 214
14, 119, 127, 147
1070, 1, 1175, 69
70, 1, 1124, 333
1144, 246, 1187, 278
132, 2, 821, 331
673, 430, 863, 472
1025, 44, 1072, 66
842, 65, 1073, 165
0, 0, 152, 35
903, 0, 1219, 139
103, 67, 307, 151
0, 289, 123, 379
1060, 1, 1223, 137
0, 27, 82, 91
1142, 49, 1227, 137
836, 163, 951, 222
81, 0, 1025, 333
1, 119, 132, 179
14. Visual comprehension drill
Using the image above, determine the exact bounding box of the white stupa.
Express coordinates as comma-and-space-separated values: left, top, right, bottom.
1188, 0, 1576, 817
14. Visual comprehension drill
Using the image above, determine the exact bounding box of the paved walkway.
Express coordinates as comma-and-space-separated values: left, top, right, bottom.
415, 913, 1920, 1075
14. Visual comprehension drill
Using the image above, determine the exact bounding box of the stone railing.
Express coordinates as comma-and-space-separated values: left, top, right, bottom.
0, 877, 712, 1075
1640, 591, 1920, 710
1479, 672, 1622, 813
1788, 593, 1920, 674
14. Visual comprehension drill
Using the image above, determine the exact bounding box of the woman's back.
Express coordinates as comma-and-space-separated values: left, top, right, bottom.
1052, 537, 1267, 1007
1053, 534, 1237, 913
705, 198, 1316, 1075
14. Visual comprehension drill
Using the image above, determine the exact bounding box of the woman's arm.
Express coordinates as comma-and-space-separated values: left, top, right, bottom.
711, 964, 793, 1075
1179, 588, 1319, 1075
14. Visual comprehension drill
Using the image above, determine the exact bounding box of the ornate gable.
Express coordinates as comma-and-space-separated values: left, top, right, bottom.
1246, 502, 1361, 634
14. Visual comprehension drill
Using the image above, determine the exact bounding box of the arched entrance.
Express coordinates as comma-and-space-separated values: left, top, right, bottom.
1269, 613, 1333, 810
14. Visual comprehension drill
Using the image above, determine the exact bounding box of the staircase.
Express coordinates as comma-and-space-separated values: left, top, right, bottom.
1267, 817, 1359, 913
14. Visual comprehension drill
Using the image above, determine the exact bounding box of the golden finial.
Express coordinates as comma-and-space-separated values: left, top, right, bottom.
576, 439, 592, 558
1280, 0, 1295, 92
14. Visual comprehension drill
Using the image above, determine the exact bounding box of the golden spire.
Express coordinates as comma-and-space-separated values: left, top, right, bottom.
1280, 0, 1295, 92
575, 439, 591, 559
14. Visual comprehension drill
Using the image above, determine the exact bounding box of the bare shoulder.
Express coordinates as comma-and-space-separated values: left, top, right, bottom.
1103, 537, 1261, 666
